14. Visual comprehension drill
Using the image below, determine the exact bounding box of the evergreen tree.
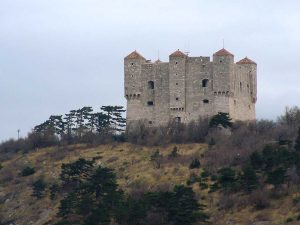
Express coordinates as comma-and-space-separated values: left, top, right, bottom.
32, 178, 46, 199
64, 110, 76, 140
266, 167, 287, 188
217, 167, 237, 191
250, 151, 264, 170
60, 158, 94, 186
295, 127, 300, 151
189, 158, 201, 169
49, 183, 60, 200
209, 112, 233, 128
240, 165, 259, 192
101, 106, 126, 133
94, 112, 110, 134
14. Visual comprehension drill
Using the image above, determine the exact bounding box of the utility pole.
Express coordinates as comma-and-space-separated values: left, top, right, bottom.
17, 129, 20, 140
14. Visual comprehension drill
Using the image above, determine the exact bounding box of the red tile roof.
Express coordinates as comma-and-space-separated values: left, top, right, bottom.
124, 50, 146, 60
236, 57, 257, 65
214, 48, 234, 57
170, 49, 187, 57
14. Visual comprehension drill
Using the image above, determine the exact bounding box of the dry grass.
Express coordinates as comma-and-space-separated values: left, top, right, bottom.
0, 143, 300, 225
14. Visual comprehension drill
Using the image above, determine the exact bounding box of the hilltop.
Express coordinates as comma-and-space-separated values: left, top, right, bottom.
2, 106, 300, 224
1, 142, 300, 225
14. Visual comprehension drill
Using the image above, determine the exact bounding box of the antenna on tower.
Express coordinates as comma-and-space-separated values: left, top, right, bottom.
222, 38, 225, 49
184, 42, 190, 56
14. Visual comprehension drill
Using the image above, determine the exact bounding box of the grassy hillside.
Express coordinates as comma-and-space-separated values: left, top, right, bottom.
1, 143, 300, 225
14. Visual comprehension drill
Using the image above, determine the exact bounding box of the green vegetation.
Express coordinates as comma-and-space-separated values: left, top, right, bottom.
20, 166, 35, 176
55, 158, 208, 225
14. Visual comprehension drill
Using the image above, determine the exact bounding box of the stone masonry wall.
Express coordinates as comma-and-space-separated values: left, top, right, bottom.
124, 49, 257, 128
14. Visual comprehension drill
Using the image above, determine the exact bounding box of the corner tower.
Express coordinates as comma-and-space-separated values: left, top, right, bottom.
124, 51, 146, 126
212, 48, 234, 115
232, 57, 257, 120
168, 50, 187, 122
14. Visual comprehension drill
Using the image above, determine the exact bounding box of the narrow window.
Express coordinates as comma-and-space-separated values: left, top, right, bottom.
148, 81, 154, 89
176, 97, 179, 101
203, 99, 209, 104
175, 117, 181, 123
202, 79, 209, 87
175, 61, 178, 64
240, 82, 242, 91
148, 121, 153, 124
147, 101, 154, 106
176, 83, 178, 85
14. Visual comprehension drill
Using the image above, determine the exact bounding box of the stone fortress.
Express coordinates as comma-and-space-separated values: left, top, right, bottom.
124, 48, 257, 127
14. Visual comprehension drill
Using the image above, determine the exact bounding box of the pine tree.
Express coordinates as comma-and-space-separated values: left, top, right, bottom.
295, 127, 300, 151
209, 112, 233, 128
49, 183, 60, 200
240, 165, 259, 192
32, 178, 46, 199
101, 106, 126, 133
266, 167, 287, 188
217, 167, 237, 191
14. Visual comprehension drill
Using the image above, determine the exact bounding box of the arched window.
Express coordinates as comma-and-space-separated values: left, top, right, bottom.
148, 81, 154, 89
202, 79, 209, 87
240, 82, 242, 91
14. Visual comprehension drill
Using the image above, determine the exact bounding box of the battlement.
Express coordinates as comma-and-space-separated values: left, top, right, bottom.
124, 48, 257, 127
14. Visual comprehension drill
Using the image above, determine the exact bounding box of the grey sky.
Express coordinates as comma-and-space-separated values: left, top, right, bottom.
1, 0, 300, 141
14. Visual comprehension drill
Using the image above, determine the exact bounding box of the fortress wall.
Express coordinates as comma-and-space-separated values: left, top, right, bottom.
124, 50, 257, 127
124, 58, 146, 124
230, 64, 256, 121
169, 56, 187, 122
154, 63, 170, 125
185, 57, 214, 121
211, 55, 234, 115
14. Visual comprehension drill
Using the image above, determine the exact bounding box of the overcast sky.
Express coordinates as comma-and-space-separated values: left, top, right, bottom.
1, 0, 300, 141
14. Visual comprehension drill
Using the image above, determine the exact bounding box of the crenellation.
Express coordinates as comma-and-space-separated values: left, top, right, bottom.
124, 48, 257, 128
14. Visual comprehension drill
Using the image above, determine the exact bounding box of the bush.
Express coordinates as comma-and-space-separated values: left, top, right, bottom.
189, 159, 201, 169
249, 190, 270, 210
217, 167, 237, 191
32, 178, 46, 199
199, 182, 208, 190
168, 146, 179, 158
20, 166, 35, 177
209, 112, 232, 128
50, 183, 60, 200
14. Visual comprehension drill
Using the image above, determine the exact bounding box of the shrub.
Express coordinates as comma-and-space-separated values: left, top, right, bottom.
20, 166, 35, 177
199, 182, 208, 190
168, 146, 179, 158
186, 173, 200, 185
217, 167, 237, 191
209, 112, 232, 128
32, 178, 46, 199
249, 190, 270, 210
50, 183, 60, 200
208, 183, 219, 193
189, 159, 201, 169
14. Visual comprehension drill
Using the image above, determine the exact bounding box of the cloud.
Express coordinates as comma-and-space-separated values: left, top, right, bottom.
1, 0, 300, 141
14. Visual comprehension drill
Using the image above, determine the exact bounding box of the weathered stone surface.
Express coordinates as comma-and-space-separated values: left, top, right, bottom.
124, 48, 257, 128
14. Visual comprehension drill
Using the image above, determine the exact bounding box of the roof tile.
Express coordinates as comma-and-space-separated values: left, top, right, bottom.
214, 48, 234, 57
236, 57, 257, 65
125, 50, 146, 60
170, 49, 187, 57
